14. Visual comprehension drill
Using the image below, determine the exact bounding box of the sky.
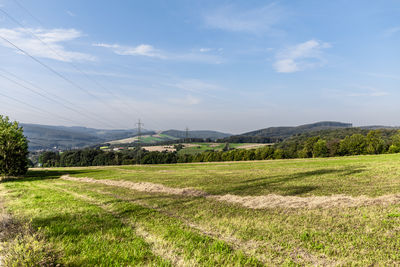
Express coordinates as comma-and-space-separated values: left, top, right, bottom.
0, 0, 399, 133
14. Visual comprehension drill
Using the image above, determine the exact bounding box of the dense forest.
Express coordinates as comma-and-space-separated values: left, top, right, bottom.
39, 129, 400, 167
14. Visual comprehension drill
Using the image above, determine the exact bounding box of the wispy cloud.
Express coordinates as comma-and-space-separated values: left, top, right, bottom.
93, 43, 165, 58
173, 79, 224, 93
204, 3, 282, 34
273, 39, 330, 73
346, 85, 388, 97
66, 10, 76, 17
364, 72, 400, 80
167, 94, 201, 105
0, 27, 94, 62
383, 26, 400, 37
94, 42, 222, 64
325, 85, 389, 98
199, 48, 212, 52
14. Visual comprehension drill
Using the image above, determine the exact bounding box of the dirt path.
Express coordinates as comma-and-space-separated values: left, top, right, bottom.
61, 175, 400, 209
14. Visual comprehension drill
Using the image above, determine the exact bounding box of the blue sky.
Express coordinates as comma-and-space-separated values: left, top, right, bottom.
0, 0, 399, 133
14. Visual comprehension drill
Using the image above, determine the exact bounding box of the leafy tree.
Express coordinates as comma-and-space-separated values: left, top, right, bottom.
0, 116, 29, 176
222, 142, 230, 152
388, 130, 400, 153
340, 134, 366, 155
302, 136, 320, 158
366, 130, 384, 154
326, 139, 341, 157
313, 139, 328, 157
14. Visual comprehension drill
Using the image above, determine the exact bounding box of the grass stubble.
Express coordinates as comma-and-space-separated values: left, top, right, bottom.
0, 153, 399, 265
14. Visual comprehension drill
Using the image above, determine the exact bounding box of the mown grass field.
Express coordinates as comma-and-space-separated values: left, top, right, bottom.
177, 142, 268, 155
1, 154, 400, 265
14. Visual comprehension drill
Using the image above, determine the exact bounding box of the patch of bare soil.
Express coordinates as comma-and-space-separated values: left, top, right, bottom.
61, 175, 207, 197
61, 175, 400, 209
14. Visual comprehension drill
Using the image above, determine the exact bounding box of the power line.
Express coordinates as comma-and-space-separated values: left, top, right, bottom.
2, 5, 170, 131
12, 0, 45, 26
0, 70, 117, 128
0, 34, 129, 129
0, 91, 83, 125
0, 7, 160, 129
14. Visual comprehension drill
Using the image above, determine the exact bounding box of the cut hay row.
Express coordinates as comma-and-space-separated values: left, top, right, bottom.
61, 175, 400, 209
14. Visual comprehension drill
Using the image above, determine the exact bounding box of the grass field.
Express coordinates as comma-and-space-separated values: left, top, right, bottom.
177, 142, 269, 155
1, 154, 400, 265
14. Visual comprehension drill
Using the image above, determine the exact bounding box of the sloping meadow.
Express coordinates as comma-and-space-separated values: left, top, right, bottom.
1, 154, 400, 265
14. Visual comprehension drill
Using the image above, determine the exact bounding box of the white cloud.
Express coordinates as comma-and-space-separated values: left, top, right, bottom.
273, 39, 330, 73
325, 85, 389, 98
94, 42, 222, 64
347, 85, 388, 97
66, 10, 76, 17
167, 95, 201, 105
199, 48, 212, 52
383, 26, 400, 37
93, 43, 165, 58
204, 4, 282, 34
173, 79, 223, 93
0, 27, 94, 62
364, 72, 400, 80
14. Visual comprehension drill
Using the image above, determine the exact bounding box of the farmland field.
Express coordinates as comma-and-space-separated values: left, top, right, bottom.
177, 142, 270, 155
1, 154, 400, 265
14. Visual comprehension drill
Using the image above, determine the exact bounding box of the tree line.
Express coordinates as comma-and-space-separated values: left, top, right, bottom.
38, 129, 400, 167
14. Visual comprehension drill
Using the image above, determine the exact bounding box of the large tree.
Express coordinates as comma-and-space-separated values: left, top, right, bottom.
0, 116, 29, 177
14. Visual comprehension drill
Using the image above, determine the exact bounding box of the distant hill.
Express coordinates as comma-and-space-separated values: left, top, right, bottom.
108, 133, 178, 145
243, 121, 353, 138
219, 121, 353, 143
161, 130, 232, 140
21, 123, 143, 151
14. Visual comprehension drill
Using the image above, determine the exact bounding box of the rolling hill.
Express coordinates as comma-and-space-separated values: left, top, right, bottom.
242, 121, 353, 138
21, 123, 143, 151
219, 121, 353, 143
161, 130, 231, 140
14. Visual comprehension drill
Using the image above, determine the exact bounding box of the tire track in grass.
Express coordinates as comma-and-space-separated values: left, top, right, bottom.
5, 182, 169, 266
55, 180, 338, 266
44, 182, 262, 266
83, 185, 340, 266
37, 183, 188, 267
82, 186, 271, 264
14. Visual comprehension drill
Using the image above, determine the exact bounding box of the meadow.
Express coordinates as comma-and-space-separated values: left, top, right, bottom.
177, 142, 268, 155
1, 154, 400, 266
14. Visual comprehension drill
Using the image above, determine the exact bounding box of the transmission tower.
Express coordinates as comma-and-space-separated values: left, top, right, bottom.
185, 126, 189, 142
136, 119, 144, 164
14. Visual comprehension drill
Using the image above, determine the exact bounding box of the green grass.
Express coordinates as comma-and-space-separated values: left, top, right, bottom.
1, 153, 400, 265
139, 134, 178, 144
178, 142, 265, 155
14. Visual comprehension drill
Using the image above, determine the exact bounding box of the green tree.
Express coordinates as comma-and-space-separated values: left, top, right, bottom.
388, 130, 400, 153
313, 139, 328, 157
0, 116, 29, 177
366, 130, 384, 154
301, 136, 320, 158
340, 134, 367, 155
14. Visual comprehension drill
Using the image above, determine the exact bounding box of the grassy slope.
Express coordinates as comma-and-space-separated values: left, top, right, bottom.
1, 154, 400, 265
178, 143, 265, 155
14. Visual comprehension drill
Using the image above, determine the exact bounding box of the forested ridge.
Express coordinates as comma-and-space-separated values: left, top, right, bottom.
39, 128, 400, 167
